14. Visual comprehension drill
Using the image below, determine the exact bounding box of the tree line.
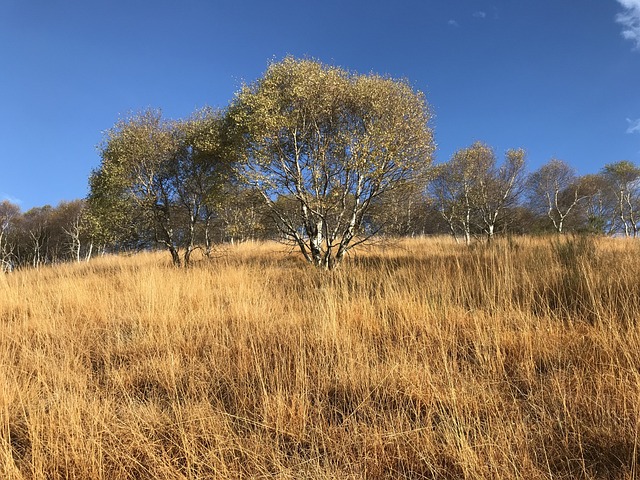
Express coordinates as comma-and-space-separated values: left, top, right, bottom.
2, 57, 639, 271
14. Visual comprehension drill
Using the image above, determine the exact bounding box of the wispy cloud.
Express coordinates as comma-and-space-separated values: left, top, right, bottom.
448, 19, 460, 27
473, 11, 487, 19
627, 118, 640, 134
616, 0, 640, 49
0, 193, 22, 205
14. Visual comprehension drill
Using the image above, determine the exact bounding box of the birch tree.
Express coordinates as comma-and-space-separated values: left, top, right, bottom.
580, 173, 616, 234
472, 144, 525, 240
430, 142, 525, 242
89, 109, 233, 265
215, 186, 268, 244
430, 162, 475, 244
20, 206, 53, 268
0, 200, 19, 271
173, 108, 236, 263
54, 200, 91, 262
90, 110, 182, 263
526, 158, 588, 233
602, 161, 640, 237
229, 57, 434, 268
367, 183, 430, 237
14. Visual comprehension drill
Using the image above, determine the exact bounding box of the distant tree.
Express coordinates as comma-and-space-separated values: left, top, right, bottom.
88, 108, 234, 265
430, 159, 475, 244
473, 144, 526, 240
502, 205, 544, 236
367, 182, 431, 237
52, 200, 91, 262
430, 142, 525, 243
17, 206, 54, 268
2, 200, 109, 268
418, 201, 453, 236
579, 173, 616, 234
602, 160, 640, 237
229, 57, 434, 268
214, 186, 269, 244
0, 200, 20, 271
526, 159, 590, 233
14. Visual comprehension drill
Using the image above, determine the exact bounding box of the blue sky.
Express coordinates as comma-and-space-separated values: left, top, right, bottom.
1, 0, 639, 210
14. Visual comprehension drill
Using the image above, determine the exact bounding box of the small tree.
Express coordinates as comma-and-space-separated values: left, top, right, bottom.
229, 57, 434, 268
430, 161, 474, 244
54, 200, 91, 262
526, 159, 589, 233
0, 200, 20, 271
602, 160, 640, 237
430, 142, 524, 243
580, 173, 616, 234
18, 206, 54, 268
367, 183, 431, 237
473, 144, 526, 240
214, 186, 269, 244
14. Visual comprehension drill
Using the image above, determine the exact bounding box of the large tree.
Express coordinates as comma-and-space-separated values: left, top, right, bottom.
229, 57, 434, 268
88, 108, 233, 265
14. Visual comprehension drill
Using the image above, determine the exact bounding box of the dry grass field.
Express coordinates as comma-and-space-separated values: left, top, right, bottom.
1, 236, 639, 479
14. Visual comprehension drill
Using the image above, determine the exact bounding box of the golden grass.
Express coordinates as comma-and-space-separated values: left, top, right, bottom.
1, 236, 639, 479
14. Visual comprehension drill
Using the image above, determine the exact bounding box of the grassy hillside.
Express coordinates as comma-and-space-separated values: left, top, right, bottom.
1, 237, 639, 479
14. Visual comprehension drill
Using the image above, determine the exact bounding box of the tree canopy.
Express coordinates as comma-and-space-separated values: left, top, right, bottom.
88, 108, 234, 265
229, 57, 435, 268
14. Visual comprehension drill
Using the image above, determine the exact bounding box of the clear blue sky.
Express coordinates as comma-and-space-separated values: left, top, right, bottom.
1, 0, 640, 210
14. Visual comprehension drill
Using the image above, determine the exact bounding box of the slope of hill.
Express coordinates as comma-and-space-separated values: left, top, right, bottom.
1, 237, 639, 479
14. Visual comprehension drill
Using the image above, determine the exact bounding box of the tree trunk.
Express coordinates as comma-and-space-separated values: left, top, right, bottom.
75, 237, 81, 263
169, 247, 181, 266
184, 246, 194, 266
307, 219, 325, 268
486, 223, 495, 242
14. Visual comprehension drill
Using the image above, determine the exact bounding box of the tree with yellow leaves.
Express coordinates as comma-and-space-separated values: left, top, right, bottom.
229, 57, 434, 268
